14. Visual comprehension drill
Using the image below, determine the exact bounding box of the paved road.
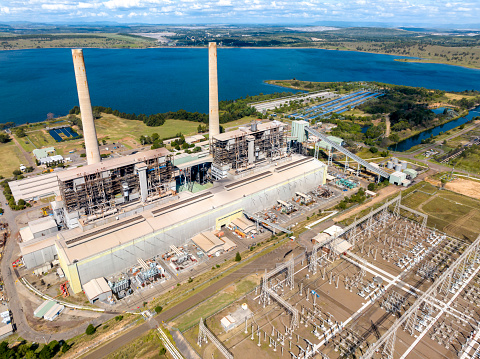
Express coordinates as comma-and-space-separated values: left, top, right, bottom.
0, 190, 113, 343
81, 241, 298, 359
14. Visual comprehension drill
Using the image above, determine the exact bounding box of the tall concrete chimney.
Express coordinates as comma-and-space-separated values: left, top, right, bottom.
72, 49, 101, 166
208, 42, 220, 139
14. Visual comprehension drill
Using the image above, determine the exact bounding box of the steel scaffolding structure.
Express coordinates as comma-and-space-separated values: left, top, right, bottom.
198, 317, 234, 359
305, 127, 390, 179
361, 234, 480, 359
211, 121, 288, 170
260, 258, 299, 329
59, 153, 174, 216
244, 211, 293, 234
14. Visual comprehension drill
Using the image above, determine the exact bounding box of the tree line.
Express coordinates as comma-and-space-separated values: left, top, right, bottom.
68, 92, 292, 128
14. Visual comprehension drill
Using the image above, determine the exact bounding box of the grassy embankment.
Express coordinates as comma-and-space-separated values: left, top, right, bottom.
0, 33, 156, 50
5, 114, 203, 177
0, 141, 29, 178
341, 181, 480, 242
315, 42, 480, 69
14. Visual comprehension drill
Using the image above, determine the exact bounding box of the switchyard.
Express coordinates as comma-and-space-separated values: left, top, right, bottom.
185, 195, 480, 359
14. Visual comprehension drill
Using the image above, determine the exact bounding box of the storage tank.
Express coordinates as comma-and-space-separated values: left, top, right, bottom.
391, 157, 399, 164
386, 161, 394, 169
395, 163, 402, 172
400, 160, 407, 170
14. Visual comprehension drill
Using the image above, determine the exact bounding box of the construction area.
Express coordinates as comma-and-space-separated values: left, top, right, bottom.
56, 147, 175, 227
183, 194, 480, 359
210, 120, 288, 179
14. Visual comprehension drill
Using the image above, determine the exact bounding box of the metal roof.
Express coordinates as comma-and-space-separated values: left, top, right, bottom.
57, 147, 171, 182
83, 277, 111, 301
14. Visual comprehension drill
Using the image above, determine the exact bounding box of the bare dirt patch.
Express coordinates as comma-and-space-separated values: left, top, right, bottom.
334, 185, 400, 222
445, 178, 480, 200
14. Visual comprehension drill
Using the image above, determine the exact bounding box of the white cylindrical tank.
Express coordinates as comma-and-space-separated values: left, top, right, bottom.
400, 160, 407, 170
386, 161, 393, 169
247, 136, 255, 164
391, 157, 398, 164
395, 163, 402, 172
72, 49, 101, 165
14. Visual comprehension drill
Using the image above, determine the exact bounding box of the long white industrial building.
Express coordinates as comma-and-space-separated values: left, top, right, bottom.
20, 157, 326, 293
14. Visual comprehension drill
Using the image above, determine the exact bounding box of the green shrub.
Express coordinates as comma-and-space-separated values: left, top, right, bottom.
85, 324, 96, 335
155, 306, 163, 314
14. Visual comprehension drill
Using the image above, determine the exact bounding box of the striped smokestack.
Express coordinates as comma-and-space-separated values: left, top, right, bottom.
72, 49, 101, 165
208, 42, 220, 138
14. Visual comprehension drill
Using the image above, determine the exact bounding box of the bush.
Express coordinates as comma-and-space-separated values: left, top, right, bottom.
80, 153, 86, 158
369, 146, 378, 154
155, 306, 163, 314
367, 183, 375, 191
115, 315, 123, 321
235, 252, 241, 262
61, 342, 71, 353
85, 324, 96, 335
160, 347, 167, 355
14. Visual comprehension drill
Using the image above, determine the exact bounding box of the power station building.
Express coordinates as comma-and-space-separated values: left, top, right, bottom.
16, 46, 328, 296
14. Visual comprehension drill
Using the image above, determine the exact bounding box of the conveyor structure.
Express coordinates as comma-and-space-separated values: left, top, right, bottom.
305, 127, 390, 180
243, 211, 293, 234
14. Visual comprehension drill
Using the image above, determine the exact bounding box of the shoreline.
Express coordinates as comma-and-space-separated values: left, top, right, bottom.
1, 45, 479, 70
390, 106, 480, 152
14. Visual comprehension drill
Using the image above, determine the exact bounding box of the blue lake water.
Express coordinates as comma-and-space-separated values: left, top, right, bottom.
1, 48, 480, 126
389, 106, 480, 152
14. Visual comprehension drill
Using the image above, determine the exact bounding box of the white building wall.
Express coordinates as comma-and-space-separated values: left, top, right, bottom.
74, 165, 326, 285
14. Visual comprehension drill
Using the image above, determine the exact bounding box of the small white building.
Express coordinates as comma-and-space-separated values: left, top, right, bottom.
44, 303, 64, 321
20, 216, 58, 242
192, 232, 225, 256
83, 277, 113, 304
40, 155, 64, 166
185, 134, 205, 145
33, 147, 55, 160
323, 225, 343, 237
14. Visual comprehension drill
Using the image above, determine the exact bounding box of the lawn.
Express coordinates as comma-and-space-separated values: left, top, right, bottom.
105, 329, 165, 359
223, 116, 262, 130
0, 141, 29, 178
95, 115, 201, 143
401, 183, 480, 241
342, 108, 366, 117
451, 146, 480, 175
171, 274, 259, 332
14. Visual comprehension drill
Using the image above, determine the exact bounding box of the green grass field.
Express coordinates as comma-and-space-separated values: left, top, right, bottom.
401, 183, 480, 242
105, 329, 164, 359
95, 115, 201, 143
223, 116, 261, 130
171, 275, 259, 332
0, 33, 156, 50
0, 141, 29, 178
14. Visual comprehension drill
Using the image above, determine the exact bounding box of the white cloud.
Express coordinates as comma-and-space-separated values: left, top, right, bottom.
41, 3, 72, 10
0, 0, 478, 24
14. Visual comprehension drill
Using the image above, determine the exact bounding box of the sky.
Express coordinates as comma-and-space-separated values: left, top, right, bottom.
0, 0, 479, 26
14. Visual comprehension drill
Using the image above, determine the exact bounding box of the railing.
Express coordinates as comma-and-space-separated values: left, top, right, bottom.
305, 127, 390, 179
